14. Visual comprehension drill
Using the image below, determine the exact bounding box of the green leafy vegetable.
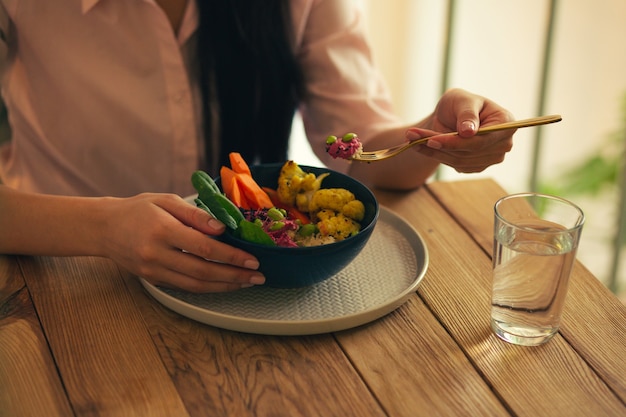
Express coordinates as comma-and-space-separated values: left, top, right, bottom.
237, 220, 276, 246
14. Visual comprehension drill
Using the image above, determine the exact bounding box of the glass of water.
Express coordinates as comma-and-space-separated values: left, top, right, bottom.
491, 193, 585, 346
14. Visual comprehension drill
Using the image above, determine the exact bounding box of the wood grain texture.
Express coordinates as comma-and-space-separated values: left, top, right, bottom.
0, 255, 74, 417
373, 184, 626, 417
428, 179, 626, 402
428, 180, 626, 416
18, 256, 190, 417
5, 178, 625, 417
122, 270, 387, 417
336, 295, 510, 417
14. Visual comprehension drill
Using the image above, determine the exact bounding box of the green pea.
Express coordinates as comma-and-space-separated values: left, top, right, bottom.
326, 135, 338, 145
298, 223, 318, 237
342, 132, 357, 142
269, 222, 285, 231
267, 207, 285, 221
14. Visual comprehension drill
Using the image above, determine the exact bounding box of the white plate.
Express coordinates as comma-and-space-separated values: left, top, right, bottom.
140, 206, 428, 335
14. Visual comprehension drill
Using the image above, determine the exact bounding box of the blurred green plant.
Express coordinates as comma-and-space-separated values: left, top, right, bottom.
540, 90, 625, 196
539, 143, 621, 197
539, 93, 626, 243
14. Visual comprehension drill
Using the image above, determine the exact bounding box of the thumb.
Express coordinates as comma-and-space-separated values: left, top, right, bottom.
457, 110, 480, 138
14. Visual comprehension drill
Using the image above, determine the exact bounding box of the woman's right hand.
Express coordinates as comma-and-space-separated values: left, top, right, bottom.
100, 193, 265, 293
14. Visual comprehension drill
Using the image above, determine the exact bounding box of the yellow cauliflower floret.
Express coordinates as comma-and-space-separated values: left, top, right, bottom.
276, 161, 304, 205
277, 160, 329, 212
316, 209, 361, 241
309, 188, 365, 221
341, 199, 365, 221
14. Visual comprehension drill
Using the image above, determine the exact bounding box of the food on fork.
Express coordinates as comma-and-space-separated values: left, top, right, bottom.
325, 133, 363, 160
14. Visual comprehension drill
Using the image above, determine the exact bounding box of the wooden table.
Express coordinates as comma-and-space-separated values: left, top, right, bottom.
2, 179, 625, 417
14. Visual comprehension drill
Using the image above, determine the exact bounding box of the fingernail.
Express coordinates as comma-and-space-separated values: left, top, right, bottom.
461, 120, 476, 133
244, 259, 260, 269
427, 139, 442, 149
406, 130, 422, 140
249, 275, 265, 285
208, 218, 224, 230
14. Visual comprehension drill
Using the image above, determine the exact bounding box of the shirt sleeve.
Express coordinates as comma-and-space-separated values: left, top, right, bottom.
293, 0, 402, 172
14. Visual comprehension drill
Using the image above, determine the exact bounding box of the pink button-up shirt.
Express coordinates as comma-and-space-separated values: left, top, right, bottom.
0, 0, 399, 197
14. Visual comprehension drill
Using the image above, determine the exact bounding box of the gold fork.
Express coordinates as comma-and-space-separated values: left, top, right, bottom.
351, 114, 562, 162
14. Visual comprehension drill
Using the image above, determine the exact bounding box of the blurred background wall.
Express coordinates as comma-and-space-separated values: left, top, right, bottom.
289, 0, 626, 300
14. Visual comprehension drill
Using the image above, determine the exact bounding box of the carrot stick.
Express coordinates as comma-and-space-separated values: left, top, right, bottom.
224, 152, 272, 209
220, 166, 248, 209
229, 152, 252, 175
230, 178, 248, 209
236, 174, 273, 209
261, 187, 279, 201
220, 166, 236, 198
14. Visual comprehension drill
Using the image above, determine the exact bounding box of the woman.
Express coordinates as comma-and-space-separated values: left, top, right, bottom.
0, 0, 513, 292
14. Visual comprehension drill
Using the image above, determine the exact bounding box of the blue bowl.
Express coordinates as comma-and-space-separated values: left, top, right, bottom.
217, 163, 379, 288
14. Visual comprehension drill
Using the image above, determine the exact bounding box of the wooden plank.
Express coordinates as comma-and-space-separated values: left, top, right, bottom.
336, 296, 511, 417
428, 179, 626, 401
122, 270, 387, 417
372, 184, 626, 417
426, 178, 505, 252
19, 256, 190, 417
0, 255, 74, 417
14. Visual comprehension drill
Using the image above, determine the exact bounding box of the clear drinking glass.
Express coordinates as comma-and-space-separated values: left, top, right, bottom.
491, 193, 585, 346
